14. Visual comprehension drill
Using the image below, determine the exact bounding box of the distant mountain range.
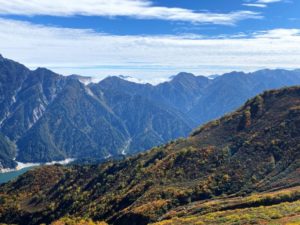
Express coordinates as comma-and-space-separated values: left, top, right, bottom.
1, 54, 300, 169
1, 86, 299, 224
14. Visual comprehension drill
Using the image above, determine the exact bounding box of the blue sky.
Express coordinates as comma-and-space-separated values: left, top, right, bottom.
0, 0, 299, 83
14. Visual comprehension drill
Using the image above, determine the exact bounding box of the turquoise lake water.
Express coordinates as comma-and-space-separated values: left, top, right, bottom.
0, 167, 36, 184
0, 159, 74, 184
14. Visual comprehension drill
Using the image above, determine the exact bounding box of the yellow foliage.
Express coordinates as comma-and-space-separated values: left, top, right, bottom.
51, 217, 107, 225
133, 199, 169, 215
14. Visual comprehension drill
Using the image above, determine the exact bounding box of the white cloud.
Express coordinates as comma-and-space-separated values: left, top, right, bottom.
243, 3, 267, 8
244, 0, 285, 8
253, 29, 300, 38
0, 18, 300, 83
0, 0, 261, 25
257, 0, 282, 3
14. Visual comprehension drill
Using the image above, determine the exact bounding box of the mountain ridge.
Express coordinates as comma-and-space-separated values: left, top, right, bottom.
1, 55, 300, 169
0, 85, 299, 224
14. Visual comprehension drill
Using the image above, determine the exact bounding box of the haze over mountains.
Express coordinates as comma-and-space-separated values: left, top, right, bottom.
1, 54, 300, 170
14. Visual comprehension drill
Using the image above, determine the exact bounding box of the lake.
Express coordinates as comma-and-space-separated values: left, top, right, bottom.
0, 158, 75, 184
0, 166, 36, 184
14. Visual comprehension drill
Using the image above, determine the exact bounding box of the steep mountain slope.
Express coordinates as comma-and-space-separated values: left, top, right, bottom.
154, 72, 210, 112
0, 56, 69, 166
16, 79, 130, 162
0, 133, 16, 169
91, 80, 192, 154
0, 54, 30, 125
98, 69, 300, 127
97, 73, 210, 126
0, 56, 192, 168
0, 63, 66, 141
0, 86, 299, 225
189, 69, 300, 124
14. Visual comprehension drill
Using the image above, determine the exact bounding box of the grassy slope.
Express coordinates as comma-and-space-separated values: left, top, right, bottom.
152, 187, 300, 225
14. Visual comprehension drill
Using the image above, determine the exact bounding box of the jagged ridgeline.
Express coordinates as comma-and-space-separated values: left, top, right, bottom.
1, 55, 300, 169
0, 86, 299, 225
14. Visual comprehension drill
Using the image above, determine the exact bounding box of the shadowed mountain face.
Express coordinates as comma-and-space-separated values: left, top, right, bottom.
1, 55, 300, 168
0, 134, 16, 169
0, 56, 192, 167
0, 86, 299, 225
188, 70, 300, 124
97, 72, 210, 116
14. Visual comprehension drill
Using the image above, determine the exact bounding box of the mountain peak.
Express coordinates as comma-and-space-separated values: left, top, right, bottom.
100, 75, 150, 86
98, 76, 139, 90
101, 75, 125, 83
34, 67, 53, 73
169, 72, 210, 87
171, 72, 195, 80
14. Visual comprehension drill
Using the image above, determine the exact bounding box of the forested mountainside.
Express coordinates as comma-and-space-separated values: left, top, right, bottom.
0, 55, 191, 168
1, 54, 300, 169
0, 86, 299, 225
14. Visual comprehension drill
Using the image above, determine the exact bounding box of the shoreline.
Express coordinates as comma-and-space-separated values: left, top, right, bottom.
0, 158, 75, 173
